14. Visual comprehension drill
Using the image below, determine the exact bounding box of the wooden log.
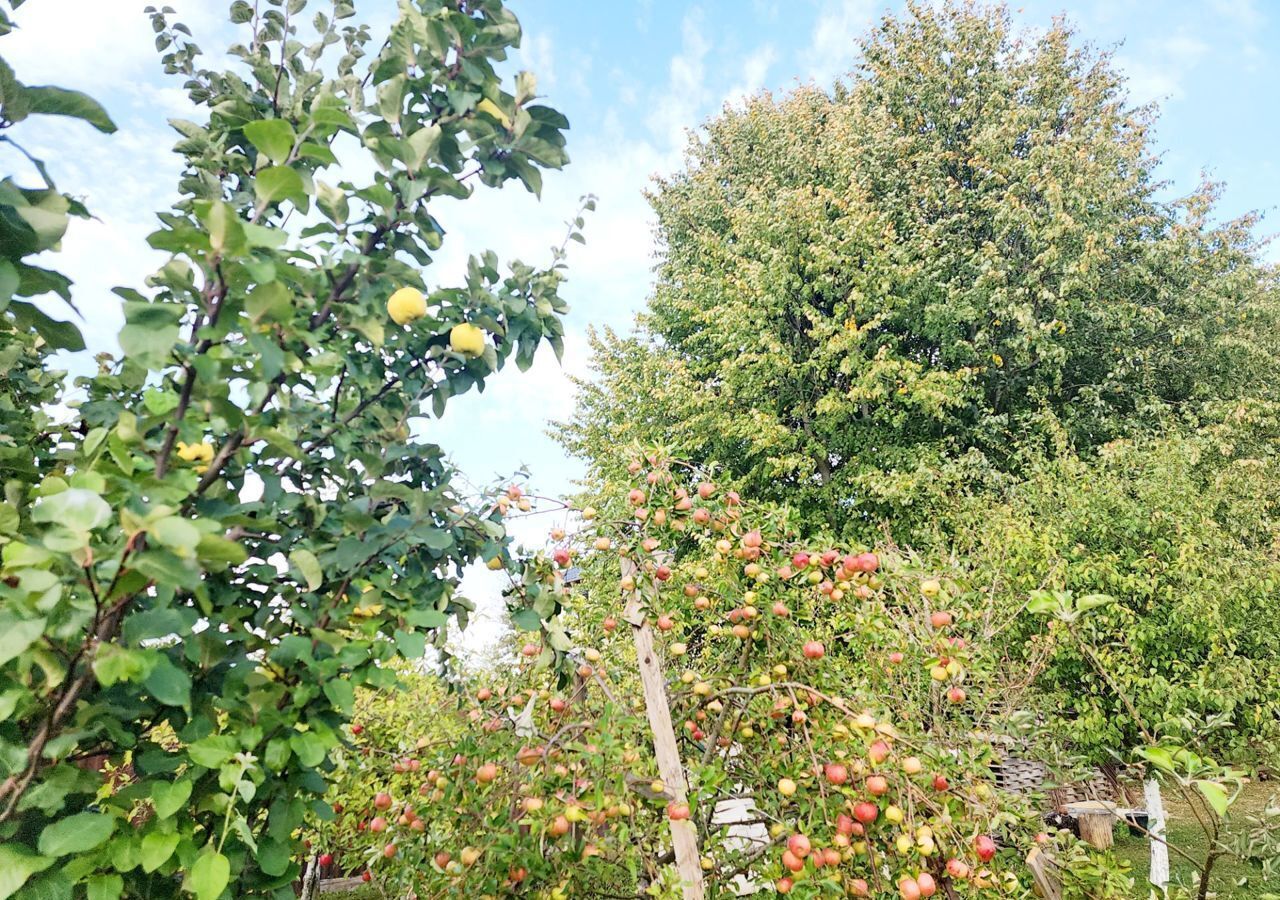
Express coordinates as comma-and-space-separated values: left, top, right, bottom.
622, 556, 706, 900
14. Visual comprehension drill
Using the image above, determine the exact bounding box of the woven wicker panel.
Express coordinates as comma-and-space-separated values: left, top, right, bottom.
992, 757, 1049, 794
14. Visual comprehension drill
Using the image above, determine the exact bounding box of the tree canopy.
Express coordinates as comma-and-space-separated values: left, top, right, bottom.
558, 1, 1280, 537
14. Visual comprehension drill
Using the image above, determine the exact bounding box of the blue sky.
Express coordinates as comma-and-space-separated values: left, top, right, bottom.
3, 0, 1277, 651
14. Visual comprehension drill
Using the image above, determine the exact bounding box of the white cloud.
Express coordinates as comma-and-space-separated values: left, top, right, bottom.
646, 7, 712, 152
1117, 33, 1210, 105
520, 31, 557, 92
806, 0, 876, 86
726, 43, 779, 106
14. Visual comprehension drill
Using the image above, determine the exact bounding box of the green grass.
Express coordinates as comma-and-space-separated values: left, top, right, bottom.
1111, 780, 1277, 898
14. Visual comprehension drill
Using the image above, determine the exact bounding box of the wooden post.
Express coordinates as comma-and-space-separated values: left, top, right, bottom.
1145, 778, 1168, 888
1026, 846, 1063, 900
621, 556, 706, 900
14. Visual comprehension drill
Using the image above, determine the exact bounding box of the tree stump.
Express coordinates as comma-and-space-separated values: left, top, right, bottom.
1067, 801, 1115, 850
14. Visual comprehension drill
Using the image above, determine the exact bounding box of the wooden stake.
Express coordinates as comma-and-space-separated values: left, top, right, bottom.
1145, 778, 1168, 888
622, 556, 706, 900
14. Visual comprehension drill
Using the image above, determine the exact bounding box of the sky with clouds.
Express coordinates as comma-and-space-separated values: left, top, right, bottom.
3, 0, 1277, 655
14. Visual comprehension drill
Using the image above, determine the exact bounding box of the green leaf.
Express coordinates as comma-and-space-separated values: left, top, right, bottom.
195, 533, 248, 568
5, 301, 84, 350
289, 731, 329, 768
23, 86, 116, 133
245, 282, 291, 324
288, 549, 323, 591
394, 629, 426, 659
510, 607, 542, 632
144, 655, 192, 707
86, 874, 124, 900
403, 608, 447, 629
1136, 746, 1176, 774
322, 678, 354, 713
0, 614, 46, 667
314, 181, 348, 224
149, 516, 201, 557
187, 734, 238, 769
119, 302, 183, 370
1194, 779, 1233, 817
36, 812, 115, 856
1076, 594, 1114, 613
406, 124, 441, 170
0, 845, 54, 900
139, 831, 179, 873
203, 201, 245, 258
256, 837, 290, 877
187, 849, 230, 900
150, 779, 192, 819
92, 644, 154, 687
254, 166, 308, 210
243, 120, 296, 165
0, 687, 23, 721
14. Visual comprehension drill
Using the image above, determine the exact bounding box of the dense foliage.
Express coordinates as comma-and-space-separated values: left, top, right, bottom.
557, 1, 1280, 536
0, 1, 579, 897
931, 416, 1280, 766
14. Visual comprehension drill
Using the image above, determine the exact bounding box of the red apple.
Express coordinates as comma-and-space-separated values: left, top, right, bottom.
932, 774, 950, 791
930, 610, 953, 628
802, 641, 825, 660
853, 802, 878, 824
975, 834, 996, 862
898, 876, 921, 900
866, 775, 889, 796
777, 876, 794, 893
786, 833, 811, 858
824, 763, 849, 785
781, 850, 804, 873
374, 792, 392, 811
917, 872, 937, 897
319, 853, 333, 867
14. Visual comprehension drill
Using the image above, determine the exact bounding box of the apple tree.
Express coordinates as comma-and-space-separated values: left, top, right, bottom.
0, 1, 581, 897
321, 453, 1134, 898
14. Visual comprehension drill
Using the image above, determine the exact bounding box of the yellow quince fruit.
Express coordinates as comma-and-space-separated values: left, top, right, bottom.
387, 286, 427, 325
449, 322, 486, 357
176, 440, 215, 473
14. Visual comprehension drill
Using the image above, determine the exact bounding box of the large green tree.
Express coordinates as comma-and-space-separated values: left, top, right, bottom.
558, 1, 1279, 536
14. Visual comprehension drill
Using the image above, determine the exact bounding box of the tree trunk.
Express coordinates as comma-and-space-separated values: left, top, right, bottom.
1076, 811, 1115, 850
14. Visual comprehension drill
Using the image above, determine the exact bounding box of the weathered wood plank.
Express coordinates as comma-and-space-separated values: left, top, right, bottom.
622, 556, 706, 900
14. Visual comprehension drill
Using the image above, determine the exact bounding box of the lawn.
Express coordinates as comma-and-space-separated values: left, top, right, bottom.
1111, 779, 1278, 898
